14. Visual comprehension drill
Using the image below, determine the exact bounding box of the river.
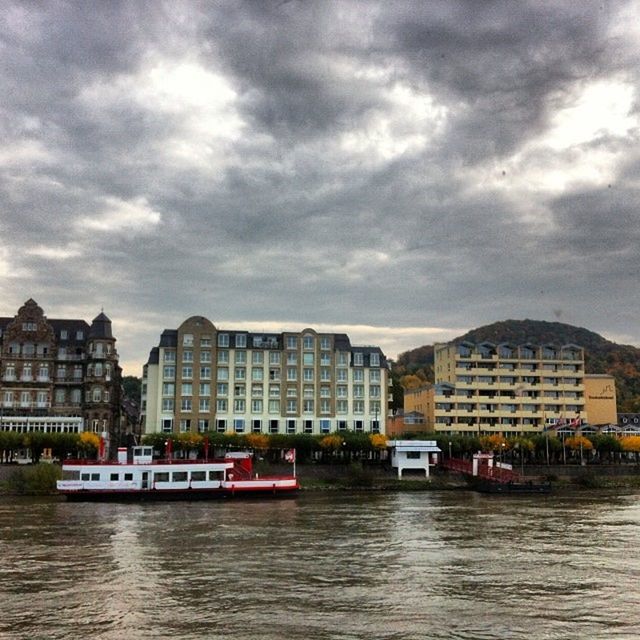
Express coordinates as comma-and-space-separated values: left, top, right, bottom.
1, 490, 639, 639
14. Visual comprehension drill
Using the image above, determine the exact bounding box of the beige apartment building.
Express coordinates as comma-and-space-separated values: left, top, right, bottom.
141, 316, 389, 436
405, 341, 595, 436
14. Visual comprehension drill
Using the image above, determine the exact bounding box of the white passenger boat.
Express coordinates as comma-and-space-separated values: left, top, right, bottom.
57, 446, 299, 501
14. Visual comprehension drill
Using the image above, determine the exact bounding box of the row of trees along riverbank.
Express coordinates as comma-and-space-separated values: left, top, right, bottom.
3, 430, 640, 467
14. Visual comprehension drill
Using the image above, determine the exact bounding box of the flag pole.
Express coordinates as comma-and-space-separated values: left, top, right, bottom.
293, 448, 297, 478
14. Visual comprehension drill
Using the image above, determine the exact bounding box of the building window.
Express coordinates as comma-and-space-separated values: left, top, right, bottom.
252, 419, 262, 433
286, 399, 297, 413
320, 419, 331, 433
303, 335, 314, 350
287, 352, 297, 365
269, 352, 281, 365
217, 383, 228, 396
181, 383, 193, 396
320, 337, 330, 350
286, 419, 296, 434
182, 350, 193, 363
200, 337, 211, 347
303, 399, 314, 413
252, 368, 264, 381
370, 369, 381, 382
162, 419, 173, 433
370, 353, 380, 367
200, 367, 211, 380
235, 368, 246, 381
183, 334, 194, 347
182, 366, 193, 379
235, 334, 247, 348
233, 418, 245, 432
353, 352, 363, 366
181, 398, 192, 412
216, 399, 228, 412
337, 400, 348, 413
353, 369, 364, 382
198, 419, 209, 432
303, 353, 314, 366
76, 331, 83, 340
235, 351, 247, 365
303, 368, 314, 381
217, 367, 229, 381
218, 334, 229, 348
370, 420, 380, 433
216, 419, 227, 432
337, 420, 347, 431
269, 368, 280, 381
218, 350, 229, 364
163, 366, 175, 380
199, 383, 211, 396
354, 420, 364, 432
303, 420, 313, 433
180, 419, 190, 432
320, 399, 330, 414
354, 401, 364, 414
269, 419, 279, 434
268, 399, 280, 413
287, 368, 297, 382
199, 398, 210, 412
234, 399, 246, 413
252, 351, 264, 365
200, 350, 211, 363
162, 398, 174, 411
286, 336, 297, 350
251, 399, 263, 413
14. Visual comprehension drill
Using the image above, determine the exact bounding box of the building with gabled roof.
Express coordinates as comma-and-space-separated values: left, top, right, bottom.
0, 299, 122, 448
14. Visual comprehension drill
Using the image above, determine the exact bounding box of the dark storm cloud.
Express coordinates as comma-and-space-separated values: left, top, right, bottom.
1, 0, 639, 372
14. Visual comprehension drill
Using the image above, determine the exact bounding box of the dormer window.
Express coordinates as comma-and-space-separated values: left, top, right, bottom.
60, 330, 68, 340
22, 322, 37, 331
76, 331, 83, 340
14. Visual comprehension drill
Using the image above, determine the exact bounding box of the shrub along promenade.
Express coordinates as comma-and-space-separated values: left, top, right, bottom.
2, 430, 640, 494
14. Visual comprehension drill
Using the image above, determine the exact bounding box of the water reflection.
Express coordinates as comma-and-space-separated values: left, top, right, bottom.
0, 492, 639, 639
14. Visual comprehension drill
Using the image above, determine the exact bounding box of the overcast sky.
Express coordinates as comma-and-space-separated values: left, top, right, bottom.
2, 1, 639, 375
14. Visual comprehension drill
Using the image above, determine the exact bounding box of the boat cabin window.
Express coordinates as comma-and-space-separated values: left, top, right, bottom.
191, 471, 206, 482
81, 473, 90, 481
132, 446, 153, 457
124, 473, 133, 481
154, 472, 169, 482
172, 472, 188, 482
91, 473, 100, 481
209, 470, 224, 481
63, 470, 80, 480
110, 473, 119, 481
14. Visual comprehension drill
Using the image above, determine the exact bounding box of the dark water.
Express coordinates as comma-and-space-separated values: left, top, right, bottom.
1, 490, 639, 640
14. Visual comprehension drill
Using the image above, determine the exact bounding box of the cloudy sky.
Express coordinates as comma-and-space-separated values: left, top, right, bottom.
2, 1, 639, 375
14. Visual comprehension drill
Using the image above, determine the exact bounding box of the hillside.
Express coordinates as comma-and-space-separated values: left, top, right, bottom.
392, 319, 640, 412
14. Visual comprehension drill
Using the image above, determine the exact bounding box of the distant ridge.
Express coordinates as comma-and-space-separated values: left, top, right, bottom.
392, 319, 640, 412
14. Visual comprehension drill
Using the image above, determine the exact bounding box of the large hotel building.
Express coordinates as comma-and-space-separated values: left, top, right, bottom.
141, 316, 390, 435
403, 341, 617, 436
0, 299, 122, 437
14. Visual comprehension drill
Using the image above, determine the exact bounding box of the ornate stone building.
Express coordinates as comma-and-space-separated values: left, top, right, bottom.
0, 299, 121, 441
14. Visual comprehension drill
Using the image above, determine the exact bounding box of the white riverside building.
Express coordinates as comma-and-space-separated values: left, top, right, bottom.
141, 316, 391, 436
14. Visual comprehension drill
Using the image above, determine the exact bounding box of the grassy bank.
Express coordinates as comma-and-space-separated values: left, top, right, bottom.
0, 463, 61, 495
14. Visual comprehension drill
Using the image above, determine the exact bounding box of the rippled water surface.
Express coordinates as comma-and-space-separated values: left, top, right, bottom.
1, 491, 640, 639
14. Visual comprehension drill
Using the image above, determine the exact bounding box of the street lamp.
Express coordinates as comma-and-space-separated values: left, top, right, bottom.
448, 441, 452, 460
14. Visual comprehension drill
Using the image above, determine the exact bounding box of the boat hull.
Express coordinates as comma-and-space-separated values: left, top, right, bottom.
60, 486, 299, 502
470, 478, 552, 494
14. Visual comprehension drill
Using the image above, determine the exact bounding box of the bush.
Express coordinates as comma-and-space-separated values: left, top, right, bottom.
5, 463, 61, 494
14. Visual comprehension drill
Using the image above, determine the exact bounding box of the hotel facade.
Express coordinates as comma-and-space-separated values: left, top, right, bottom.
141, 316, 390, 436
404, 341, 616, 436
0, 299, 122, 437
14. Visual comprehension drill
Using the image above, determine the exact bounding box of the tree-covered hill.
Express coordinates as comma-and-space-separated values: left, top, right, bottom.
391, 319, 640, 412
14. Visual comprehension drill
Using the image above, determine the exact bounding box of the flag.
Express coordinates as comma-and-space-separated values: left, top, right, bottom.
284, 448, 296, 463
